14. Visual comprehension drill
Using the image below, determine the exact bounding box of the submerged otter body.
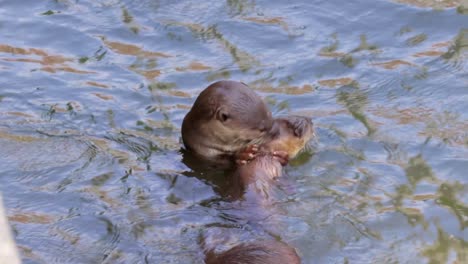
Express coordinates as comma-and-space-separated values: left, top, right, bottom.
182, 80, 273, 167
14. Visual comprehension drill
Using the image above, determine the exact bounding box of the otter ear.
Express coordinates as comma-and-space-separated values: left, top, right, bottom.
216, 107, 230, 122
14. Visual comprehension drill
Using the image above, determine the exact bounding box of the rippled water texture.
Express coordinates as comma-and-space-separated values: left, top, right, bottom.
0, 0, 467, 263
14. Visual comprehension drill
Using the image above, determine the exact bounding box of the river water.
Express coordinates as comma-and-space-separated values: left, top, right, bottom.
0, 0, 467, 263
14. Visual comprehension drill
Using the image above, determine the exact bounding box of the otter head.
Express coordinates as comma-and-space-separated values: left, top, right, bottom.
182, 81, 273, 161
263, 115, 314, 159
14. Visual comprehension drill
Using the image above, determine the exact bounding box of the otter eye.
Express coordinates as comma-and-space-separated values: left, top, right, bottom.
220, 113, 229, 122
216, 108, 230, 123
218, 113, 229, 122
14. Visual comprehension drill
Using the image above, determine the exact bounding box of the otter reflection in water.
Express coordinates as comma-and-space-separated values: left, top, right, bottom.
205, 240, 300, 264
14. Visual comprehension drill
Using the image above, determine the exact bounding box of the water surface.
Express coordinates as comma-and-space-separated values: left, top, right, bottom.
0, 0, 467, 263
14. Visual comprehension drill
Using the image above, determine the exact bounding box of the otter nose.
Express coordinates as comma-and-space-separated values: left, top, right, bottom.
258, 120, 267, 132
258, 119, 273, 133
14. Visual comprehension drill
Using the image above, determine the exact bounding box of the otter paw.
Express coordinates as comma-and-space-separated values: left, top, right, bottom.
272, 150, 289, 166
235, 144, 259, 165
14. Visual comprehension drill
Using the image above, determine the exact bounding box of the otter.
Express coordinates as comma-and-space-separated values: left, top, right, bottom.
181, 81, 314, 264
182, 80, 274, 168
203, 116, 314, 264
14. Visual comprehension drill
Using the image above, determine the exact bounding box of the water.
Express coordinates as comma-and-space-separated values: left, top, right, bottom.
0, 0, 467, 263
